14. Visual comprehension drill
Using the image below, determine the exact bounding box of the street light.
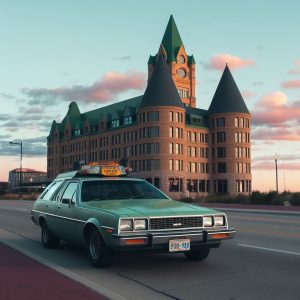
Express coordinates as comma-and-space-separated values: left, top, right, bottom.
274, 153, 278, 195
9, 141, 23, 198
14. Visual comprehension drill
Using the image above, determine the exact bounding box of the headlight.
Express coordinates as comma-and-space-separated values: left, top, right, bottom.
134, 219, 147, 230
119, 219, 133, 231
214, 215, 225, 227
203, 216, 213, 227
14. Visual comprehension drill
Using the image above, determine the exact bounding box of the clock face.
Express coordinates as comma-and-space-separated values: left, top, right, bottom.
178, 68, 186, 78
177, 55, 185, 64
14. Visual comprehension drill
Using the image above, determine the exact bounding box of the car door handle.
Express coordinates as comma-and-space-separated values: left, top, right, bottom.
57, 206, 61, 209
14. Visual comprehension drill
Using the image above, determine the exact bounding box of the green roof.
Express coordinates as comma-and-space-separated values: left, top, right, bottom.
148, 55, 156, 65
185, 107, 209, 128
51, 96, 142, 139
161, 15, 184, 62
188, 55, 196, 65
139, 55, 184, 109
82, 96, 141, 122
208, 65, 250, 115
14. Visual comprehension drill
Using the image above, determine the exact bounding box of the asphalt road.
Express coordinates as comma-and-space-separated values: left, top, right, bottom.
0, 200, 299, 300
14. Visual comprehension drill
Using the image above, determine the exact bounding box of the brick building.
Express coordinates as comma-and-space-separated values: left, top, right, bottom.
47, 16, 251, 198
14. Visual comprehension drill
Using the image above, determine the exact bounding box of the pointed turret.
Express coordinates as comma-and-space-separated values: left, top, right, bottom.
208, 65, 249, 114
139, 55, 184, 109
161, 15, 184, 62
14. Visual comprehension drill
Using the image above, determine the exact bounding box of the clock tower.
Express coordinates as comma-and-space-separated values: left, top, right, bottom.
148, 15, 196, 108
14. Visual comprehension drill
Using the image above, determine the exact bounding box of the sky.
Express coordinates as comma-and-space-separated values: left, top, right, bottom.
0, 0, 299, 192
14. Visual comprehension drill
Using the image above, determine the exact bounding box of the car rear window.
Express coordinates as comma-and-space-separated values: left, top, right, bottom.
81, 180, 168, 202
40, 180, 63, 201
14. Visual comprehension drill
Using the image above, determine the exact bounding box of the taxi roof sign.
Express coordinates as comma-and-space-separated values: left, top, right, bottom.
78, 162, 129, 177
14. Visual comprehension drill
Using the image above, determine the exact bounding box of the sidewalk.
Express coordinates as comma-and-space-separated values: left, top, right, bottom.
200, 202, 300, 213
0, 242, 107, 300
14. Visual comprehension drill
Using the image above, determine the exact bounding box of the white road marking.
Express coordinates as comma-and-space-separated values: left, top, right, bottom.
237, 243, 300, 256
0, 206, 29, 213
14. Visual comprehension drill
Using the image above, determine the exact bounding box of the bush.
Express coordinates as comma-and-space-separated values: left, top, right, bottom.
290, 193, 300, 206
250, 191, 264, 204
179, 197, 195, 203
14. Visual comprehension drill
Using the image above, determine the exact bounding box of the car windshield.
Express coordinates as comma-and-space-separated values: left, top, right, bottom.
81, 180, 168, 202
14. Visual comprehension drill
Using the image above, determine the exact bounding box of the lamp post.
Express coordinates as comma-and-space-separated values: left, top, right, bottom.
274, 153, 278, 195
9, 141, 23, 198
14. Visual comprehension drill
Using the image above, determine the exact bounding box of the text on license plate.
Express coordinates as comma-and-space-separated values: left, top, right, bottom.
169, 239, 190, 252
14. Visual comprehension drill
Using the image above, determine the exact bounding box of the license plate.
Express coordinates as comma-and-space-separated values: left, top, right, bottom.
169, 239, 190, 252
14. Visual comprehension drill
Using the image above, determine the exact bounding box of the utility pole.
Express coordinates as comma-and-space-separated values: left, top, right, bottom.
274, 153, 278, 195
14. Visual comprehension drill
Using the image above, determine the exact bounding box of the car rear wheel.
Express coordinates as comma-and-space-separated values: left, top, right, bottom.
88, 228, 113, 268
41, 221, 59, 249
184, 248, 210, 261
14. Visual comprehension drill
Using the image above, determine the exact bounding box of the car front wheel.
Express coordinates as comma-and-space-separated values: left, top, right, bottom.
184, 248, 210, 261
41, 221, 59, 249
88, 228, 113, 268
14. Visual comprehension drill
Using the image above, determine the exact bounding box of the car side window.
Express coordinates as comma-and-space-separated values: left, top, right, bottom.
60, 182, 78, 205
40, 180, 63, 201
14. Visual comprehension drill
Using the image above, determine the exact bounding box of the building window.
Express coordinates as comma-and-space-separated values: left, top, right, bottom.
218, 163, 226, 173
217, 118, 225, 127
111, 120, 119, 128
178, 88, 189, 99
169, 178, 183, 192
124, 116, 132, 125
169, 112, 173, 122
187, 179, 197, 192
169, 127, 173, 138
217, 147, 226, 158
73, 129, 81, 137
235, 117, 239, 127
211, 119, 215, 128
217, 132, 226, 142
218, 180, 228, 193
154, 178, 160, 189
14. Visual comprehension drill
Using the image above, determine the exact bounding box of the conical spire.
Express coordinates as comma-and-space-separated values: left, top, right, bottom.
139, 55, 184, 109
208, 65, 249, 114
161, 15, 184, 62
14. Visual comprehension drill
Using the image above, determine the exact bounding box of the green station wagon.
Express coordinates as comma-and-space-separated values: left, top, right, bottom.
31, 163, 235, 267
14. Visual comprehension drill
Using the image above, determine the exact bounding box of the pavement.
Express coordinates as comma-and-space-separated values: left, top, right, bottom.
1, 201, 299, 300
200, 202, 300, 213
0, 242, 107, 300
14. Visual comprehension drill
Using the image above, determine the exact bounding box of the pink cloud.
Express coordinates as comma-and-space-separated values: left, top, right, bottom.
252, 162, 300, 171
288, 69, 300, 75
23, 70, 146, 104
252, 92, 300, 127
242, 90, 255, 99
281, 80, 300, 89
252, 128, 300, 141
288, 59, 300, 75
207, 54, 255, 71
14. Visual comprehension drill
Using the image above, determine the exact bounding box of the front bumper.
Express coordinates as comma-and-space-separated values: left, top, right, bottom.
111, 228, 235, 251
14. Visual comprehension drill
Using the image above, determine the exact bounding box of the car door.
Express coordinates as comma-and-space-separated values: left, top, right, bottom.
52, 180, 83, 242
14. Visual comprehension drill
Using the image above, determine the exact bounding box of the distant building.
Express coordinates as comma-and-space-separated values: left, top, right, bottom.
0, 182, 8, 194
8, 168, 47, 191
47, 16, 251, 198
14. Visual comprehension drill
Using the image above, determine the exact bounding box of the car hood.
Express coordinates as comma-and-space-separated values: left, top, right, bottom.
81, 199, 220, 217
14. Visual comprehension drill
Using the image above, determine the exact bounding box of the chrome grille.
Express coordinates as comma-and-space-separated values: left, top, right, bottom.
149, 216, 203, 230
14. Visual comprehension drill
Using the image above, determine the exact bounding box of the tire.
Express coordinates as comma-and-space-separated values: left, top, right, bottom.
88, 228, 113, 268
41, 221, 59, 249
184, 248, 210, 261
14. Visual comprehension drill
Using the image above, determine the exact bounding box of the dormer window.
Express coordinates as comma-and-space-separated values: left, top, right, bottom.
124, 116, 132, 125
91, 125, 98, 133
73, 129, 81, 137
111, 120, 119, 128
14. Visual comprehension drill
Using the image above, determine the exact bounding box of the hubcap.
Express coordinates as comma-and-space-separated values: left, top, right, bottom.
90, 231, 101, 259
